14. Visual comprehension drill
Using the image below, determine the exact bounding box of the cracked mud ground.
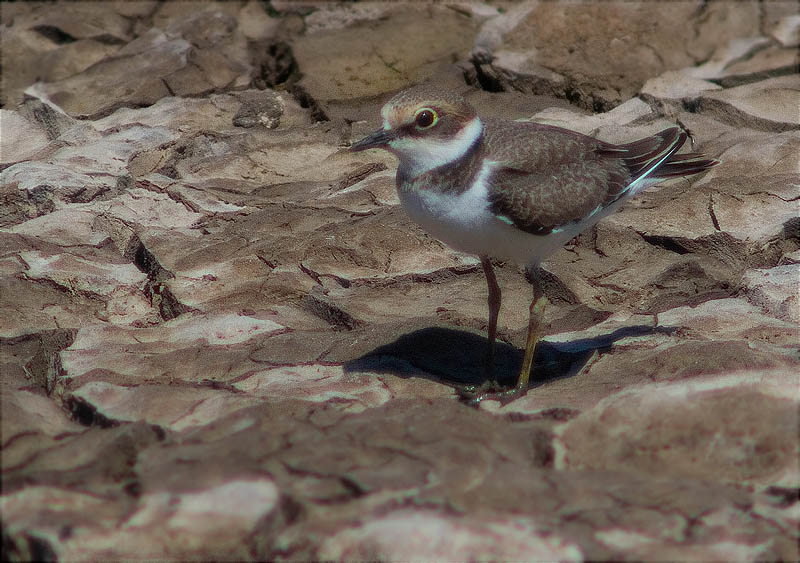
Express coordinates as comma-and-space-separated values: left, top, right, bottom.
2, 1, 798, 560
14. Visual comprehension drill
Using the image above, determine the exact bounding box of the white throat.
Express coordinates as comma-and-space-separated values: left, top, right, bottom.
388, 117, 483, 179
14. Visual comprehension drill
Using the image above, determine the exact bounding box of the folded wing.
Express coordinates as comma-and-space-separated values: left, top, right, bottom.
484, 123, 716, 235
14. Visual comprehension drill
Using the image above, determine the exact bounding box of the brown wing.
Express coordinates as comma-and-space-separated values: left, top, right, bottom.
484, 122, 687, 235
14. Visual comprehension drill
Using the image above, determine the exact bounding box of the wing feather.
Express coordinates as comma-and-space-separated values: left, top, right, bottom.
484, 122, 689, 235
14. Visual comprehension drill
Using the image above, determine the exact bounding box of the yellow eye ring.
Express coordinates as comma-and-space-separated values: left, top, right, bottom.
414, 108, 438, 130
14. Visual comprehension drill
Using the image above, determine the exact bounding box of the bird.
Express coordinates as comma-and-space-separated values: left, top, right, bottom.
349, 84, 718, 400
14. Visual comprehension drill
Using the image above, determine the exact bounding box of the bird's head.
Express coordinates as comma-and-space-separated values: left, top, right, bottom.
350, 85, 483, 177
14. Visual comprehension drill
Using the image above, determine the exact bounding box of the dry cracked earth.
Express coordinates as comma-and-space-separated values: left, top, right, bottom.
1, 1, 799, 560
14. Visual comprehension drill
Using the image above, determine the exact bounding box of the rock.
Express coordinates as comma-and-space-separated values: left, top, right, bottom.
699, 75, 800, 131
471, 1, 762, 110
20, 249, 154, 326
0, 3, 133, 108
290, 4, 479, 104
59, 311, 284, 377
656, 298, 799, 346
640, 71, 722, 101
17, 97, 77, 141
6, 208, 115, 247
472, 2, 534, 56
716, 46, 799, 87
237, 1, 280, 41
0, 110, 50, 166
771, 13, 800, 47
687, 36, 772, 80
2, 2, 799, 560
233, 364, 393, 412
232, 89, 284, 128
316, 510, 582, 561
1, 162, 125, 226
1, 227, 151, 339
28, 10, 253, 119
1, 474, 279, 560
557, 370, 798, 485
699, 129, 799, 180
303, 3, 395, 34
739, 265, 800, 322
1, 364, 86, 470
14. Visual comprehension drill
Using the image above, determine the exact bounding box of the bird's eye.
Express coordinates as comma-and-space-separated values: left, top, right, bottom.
414, 108, 438, 129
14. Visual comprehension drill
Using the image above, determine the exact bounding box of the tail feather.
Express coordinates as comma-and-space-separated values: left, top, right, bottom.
598, 126, 718, 183
597, 127, 684, 180
595, 127, 718, 210
653, 152, 720, 179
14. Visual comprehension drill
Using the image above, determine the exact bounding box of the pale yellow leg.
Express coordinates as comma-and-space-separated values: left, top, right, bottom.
516, 295, 547, 391
517, 269, 547, 391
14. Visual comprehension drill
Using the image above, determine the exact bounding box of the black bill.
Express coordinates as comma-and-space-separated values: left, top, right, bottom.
349, 128, 394, 152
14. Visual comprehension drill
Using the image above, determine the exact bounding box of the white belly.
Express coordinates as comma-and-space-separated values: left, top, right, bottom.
397, 167, 575, 266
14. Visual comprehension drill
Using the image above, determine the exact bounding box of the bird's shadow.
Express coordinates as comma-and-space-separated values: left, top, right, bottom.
344, 324, 676, 389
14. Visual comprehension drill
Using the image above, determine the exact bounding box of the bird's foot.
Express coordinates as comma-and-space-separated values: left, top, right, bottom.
456, 380, 526, 408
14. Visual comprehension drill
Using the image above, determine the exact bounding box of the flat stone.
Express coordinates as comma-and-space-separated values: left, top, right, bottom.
0, 164, 114, 228
57, 312, 285, 400
0, 4, 131, 107
700, 75, 800, 131
718, 47, 799, 85
19, 249, 154, 325
290, 5, 479, 103
740, 265, 800, 322
472, 2, 536, 55
113, 478, 279, 558
237, 1, 280, 41
163, 254, 287, 311
93, 94, 240, 136
303, 3, 394, 34
556, 370, 799, 484
771, 13, 800, 47
137, 174, 248, 215
0, 110, 50, 165
49, 125, 177, 176
1, 365, 86, 471
233, 364, 391, 411
687, 36, 772, 80
657, 298, 799, 345
25, 3, 134, 43
6, 207, 112, 247
26, 31, 186, 119
640, 71, 721, 100
0, 229, 155, 338
0, 486, 130, 561
65, 310, 282, 357
316, 510, 582, 561
28, 10, 252, 120
1, 109, 179, 229
66, 380, 263, 431
477, 1, 760, 110
706, 129, 799, 178
0, 478, 279, 561
93, 188, 206, 232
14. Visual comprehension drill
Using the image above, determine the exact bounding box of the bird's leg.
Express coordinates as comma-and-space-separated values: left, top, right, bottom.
457, 257, 503, 403
481, 255, 500, 382
517, 266, 547, 391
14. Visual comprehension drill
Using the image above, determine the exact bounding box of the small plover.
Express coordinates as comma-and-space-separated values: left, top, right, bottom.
351, 85, 718, 398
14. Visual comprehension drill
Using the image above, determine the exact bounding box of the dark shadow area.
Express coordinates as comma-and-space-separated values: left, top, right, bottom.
344, 324, 677, 389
